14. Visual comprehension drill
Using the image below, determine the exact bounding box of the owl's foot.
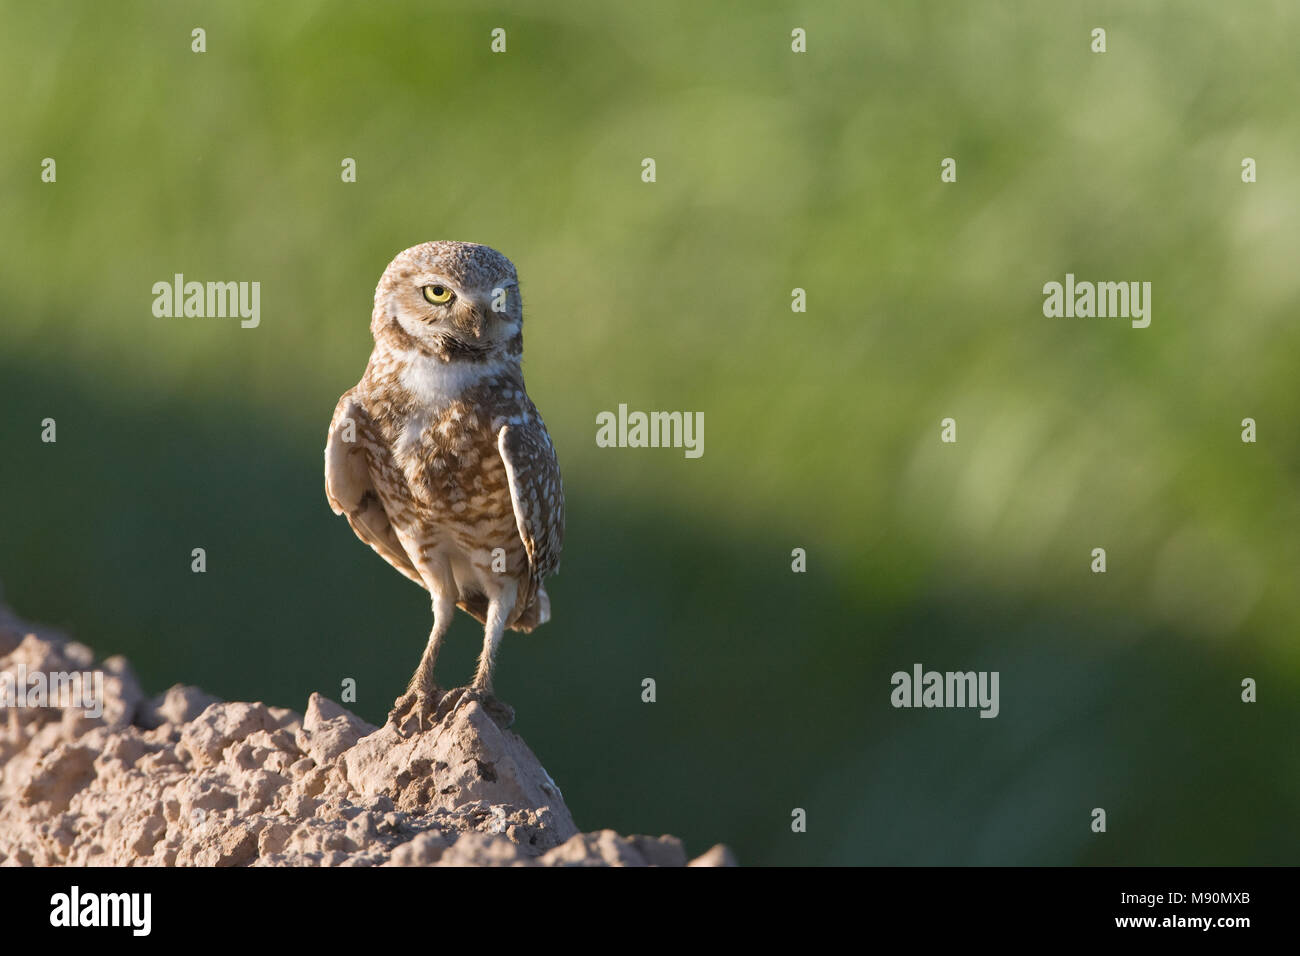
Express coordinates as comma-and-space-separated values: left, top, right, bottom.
435, 686, 515, 729
388, 686, 442, 737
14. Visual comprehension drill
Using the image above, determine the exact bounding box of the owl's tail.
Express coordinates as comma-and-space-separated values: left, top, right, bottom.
456, 582, 551, 633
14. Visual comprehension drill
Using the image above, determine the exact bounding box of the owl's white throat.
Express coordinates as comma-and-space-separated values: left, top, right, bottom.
395, 349, 511, 409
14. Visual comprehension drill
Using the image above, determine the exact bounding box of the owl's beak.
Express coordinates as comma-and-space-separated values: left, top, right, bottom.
453, 305, 487, 340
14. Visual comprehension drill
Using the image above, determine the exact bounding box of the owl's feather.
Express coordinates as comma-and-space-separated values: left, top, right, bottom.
498, 420, 564, 582
324, 392, 424, 588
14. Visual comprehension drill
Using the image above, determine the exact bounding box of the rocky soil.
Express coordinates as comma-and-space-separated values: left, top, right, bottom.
0, 603, 732, 866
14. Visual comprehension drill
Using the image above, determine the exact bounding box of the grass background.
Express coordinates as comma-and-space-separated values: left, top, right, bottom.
1, 1, 1297, 864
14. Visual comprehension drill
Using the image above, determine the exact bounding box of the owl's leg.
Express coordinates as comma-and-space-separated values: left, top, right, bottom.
440, 578, 518, 728
388, 589, 455, 735
472, 577, 517, 695
389, 549, 456, 736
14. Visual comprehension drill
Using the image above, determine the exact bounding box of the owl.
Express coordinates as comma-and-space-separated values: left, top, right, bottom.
324, 241, 564, 733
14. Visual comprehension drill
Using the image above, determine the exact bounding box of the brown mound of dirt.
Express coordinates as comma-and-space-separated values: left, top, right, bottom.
0, 605, 732, 867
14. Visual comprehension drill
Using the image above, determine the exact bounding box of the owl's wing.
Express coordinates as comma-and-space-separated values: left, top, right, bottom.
324, 392, 425, 589
497, 415, 565, 587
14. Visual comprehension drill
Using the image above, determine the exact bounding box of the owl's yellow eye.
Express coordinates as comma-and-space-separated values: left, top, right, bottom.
422, 284, 454, 305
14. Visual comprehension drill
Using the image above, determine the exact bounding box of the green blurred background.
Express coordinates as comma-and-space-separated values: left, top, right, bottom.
2, 1, 1297, 864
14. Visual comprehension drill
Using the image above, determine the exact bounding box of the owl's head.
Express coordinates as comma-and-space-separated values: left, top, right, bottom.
371, 241, 524, 362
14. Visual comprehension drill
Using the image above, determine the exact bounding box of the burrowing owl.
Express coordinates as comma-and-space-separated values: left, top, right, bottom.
324, 241, 564, 733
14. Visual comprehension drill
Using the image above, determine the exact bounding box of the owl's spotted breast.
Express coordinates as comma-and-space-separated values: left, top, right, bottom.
392, 397, 502, 509
351, 356, 543, 606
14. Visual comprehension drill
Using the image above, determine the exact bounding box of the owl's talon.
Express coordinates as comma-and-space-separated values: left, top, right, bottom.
388, 687, 440, 737
431, 686, 513, 728
433, 686, 467, 722
445, 686, 517, 728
